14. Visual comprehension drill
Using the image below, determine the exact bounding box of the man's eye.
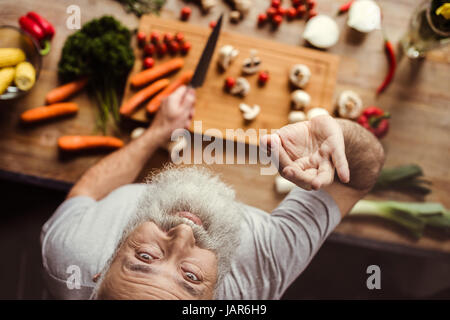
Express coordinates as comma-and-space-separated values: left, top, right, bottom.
138, 252, 153, 261
185, 271, 199, 282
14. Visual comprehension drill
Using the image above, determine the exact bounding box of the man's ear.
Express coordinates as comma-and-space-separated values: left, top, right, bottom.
93, 273, 102, 283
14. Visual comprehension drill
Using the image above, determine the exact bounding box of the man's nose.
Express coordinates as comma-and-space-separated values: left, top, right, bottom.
167, 223, 196, 251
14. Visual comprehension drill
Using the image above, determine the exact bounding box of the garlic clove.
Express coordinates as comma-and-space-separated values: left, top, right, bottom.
288, 111, 306, 123
303, 15, 340, 49
291, 89, 311, 110
307, 107, 329, 120
348, 0, 381, 33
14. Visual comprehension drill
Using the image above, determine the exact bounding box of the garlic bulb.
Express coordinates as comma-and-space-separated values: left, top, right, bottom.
337, 90, 363, 119
307, 107, 329, 120
231, 77, 250, 96
242, 49, 261, 75
291, 90, 311, 110
303, 15, 340, 49
218, 45, 239, 70
288, 111, 306, 123
348, 0, 381, 33
289, 64, 311, 88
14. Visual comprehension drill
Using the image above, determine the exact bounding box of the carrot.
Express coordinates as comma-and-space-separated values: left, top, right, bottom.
130, 58, 184, 88
21, 102, 79, 123
119, 79, 170, 116
146, 70, 194, 114
45, 77, 88, 104
58, 136, 124, 151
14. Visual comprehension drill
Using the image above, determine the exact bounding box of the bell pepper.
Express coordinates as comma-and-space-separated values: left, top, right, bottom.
357, 106, 390, 139
18, 12, 55, 56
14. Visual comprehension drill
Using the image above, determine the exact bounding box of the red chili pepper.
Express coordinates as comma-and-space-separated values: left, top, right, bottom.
376, 39, 396, 95
27, 12, 55, 39
357, 106, 390, 139
337, 0, 354, 15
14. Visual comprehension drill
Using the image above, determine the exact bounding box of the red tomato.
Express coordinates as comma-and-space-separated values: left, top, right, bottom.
266, 7, 277, 18
150, 31, 160, 44
277, 7, 287, 17
175, 32, 184, 43
271, 0, 281, 9
272, 14, 283, 27
224, 77, 236, 90
292, 0, 302, 7
169, 40, 179, 54
287, 7, 297, 19
308, 9, 318, 19
156, 42, 167, 55
143, 43, 155, 56
258, 13, 268, 25
137, 31, 146, 46
181, 41, 191, 54
258, 70, 269, 85
296, 4, 307, 16
307, 0, 316, 10
163, 33, 174, 43
180, 7, 191, 21
209, 20, 217, 28
143, 57, 155, 69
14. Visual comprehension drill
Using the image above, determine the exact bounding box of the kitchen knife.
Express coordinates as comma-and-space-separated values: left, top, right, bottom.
190, 14, 223, 88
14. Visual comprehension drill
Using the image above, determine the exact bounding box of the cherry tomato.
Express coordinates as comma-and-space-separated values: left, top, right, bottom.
308, 1, 316, 10
224, 77, 236, 90
296, 4, 307, 16
209, 20, 217, 28
287, 7, 297, 19
271, 0, 281, 9
156, 42, 167, 56
143, 57, 155, 69
143, 43, 155, 56
137, 31, 146, 46
150, 31, 160, 44
175, 32, 184, 43
258, 13, 268, 25
266, 7, 277, 18
180, 7, 192, 21
272, 14, 283, 27
163, 33, 174, 43
292, 0, 302, 7
308, 9, 318, 19
181, 41, 191, 54
258, 70, 269, 85
169, 40, 179, 54
277, 7, 287, 17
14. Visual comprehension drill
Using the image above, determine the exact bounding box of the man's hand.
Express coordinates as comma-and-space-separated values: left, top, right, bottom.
151, 85, 196, 144
261, 115, 350, 191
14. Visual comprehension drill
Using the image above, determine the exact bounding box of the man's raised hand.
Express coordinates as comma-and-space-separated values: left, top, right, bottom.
261, 115, 350, 190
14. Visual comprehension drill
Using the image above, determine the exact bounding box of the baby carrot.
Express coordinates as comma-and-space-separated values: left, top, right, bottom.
119, 78, 170, 116
146, 70, 194, 114
21, 102, 78, 123
45, 77, 88, 104
58, 136, 124, 151
130, 58, 184, 88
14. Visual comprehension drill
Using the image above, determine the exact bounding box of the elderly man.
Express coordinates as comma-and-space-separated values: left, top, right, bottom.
41, 86, 384, 299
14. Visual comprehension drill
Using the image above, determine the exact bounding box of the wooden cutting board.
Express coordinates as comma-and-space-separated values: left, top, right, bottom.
123, 15, 340, 145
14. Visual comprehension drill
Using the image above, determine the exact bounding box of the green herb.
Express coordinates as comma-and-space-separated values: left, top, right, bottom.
350, 200, 450, 239
115, 0, 166, 17
58, 16, 135, 133
373, 164, 432, 195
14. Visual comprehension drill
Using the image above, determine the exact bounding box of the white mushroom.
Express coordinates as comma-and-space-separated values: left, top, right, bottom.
239, 103, 260, 121
201, 0, 217, 12
229, 10, 241, 23
230, 77, 250, 96
234, 0, 252, 15
242, 49, 261, 75
218, 45, 239, 70
303, 15, 340, 49
348, 0, 381, 33
291, 90, 311, 110
275, 175, 296, 194
130, 127, 146, 140
307, 107, 329, 120
337, 90, 363, 119
288, 111, 306, 123
289, 64, 311, 88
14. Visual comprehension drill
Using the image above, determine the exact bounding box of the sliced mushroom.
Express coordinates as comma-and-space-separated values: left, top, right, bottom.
307, 107, 329, 120
230, 77, 250, 96
239, 103, 260, 121
337, 90, 363, 119
291, 90, 311, 110
218, 45, 239, 70
289, 64, 311, 88
288, 111, 306, 123
229, 10, 241, 23
234, 0, 252, 14
242, 49, 261, 75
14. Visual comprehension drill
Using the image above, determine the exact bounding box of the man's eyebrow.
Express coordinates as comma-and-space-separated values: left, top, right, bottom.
124, 260, 158, 275
175, 278, 204, 297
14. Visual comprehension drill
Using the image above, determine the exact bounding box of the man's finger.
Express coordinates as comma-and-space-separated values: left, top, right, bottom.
311, 161, 334, 190
282, 166, 314, 191
260, 134, 293, 171
331, 143, 350, 183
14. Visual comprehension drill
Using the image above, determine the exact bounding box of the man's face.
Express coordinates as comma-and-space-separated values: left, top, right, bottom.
99, 219, 218, 300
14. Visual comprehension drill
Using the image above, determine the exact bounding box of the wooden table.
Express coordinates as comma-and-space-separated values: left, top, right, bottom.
1, 0, 449, 259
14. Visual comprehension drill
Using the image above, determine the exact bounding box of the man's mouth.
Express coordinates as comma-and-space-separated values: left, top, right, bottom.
177, 211, 203, 226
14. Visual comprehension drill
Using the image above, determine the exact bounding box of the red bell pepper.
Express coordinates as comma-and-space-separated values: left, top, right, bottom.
18, 12, 54, 56
26, 12, 55, 40
19, 16, 46, 41
357, 106, 390, 139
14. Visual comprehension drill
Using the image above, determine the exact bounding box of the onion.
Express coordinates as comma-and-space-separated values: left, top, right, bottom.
347, 0, 381, 33
303, 15, 340, 49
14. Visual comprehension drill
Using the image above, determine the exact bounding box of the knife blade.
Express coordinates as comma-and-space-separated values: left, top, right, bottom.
190, 14, 224, 88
